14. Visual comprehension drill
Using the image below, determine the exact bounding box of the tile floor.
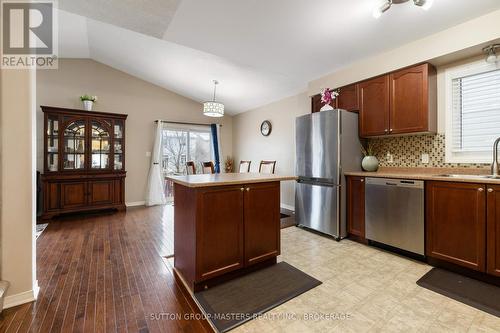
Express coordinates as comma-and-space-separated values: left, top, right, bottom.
233, 227, 500, 333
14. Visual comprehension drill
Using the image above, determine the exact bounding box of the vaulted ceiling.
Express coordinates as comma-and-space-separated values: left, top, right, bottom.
57, 0, 500, 114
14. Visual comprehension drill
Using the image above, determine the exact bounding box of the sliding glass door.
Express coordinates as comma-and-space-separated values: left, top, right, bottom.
161, 124, 213, 202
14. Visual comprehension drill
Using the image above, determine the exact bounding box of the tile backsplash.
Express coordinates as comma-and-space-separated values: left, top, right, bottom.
368, 134, 489, 169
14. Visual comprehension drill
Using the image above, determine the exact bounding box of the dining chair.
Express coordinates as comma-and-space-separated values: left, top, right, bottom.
201, 161, 215, 174
239, 160, 251, 173
259, 160, 276, 174
186, 161, 196, 175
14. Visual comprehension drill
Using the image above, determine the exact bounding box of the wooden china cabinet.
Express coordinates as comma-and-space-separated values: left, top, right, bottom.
41, 106, 127, 219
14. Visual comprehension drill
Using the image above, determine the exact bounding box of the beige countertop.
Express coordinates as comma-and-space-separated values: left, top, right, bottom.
344, 167, 500, 184
167, 173, 297, 188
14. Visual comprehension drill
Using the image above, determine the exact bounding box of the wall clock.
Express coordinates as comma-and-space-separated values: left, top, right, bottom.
260, 120, 272, 137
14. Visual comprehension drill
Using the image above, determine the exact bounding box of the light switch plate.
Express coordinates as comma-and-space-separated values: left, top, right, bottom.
422, 153, 430, 164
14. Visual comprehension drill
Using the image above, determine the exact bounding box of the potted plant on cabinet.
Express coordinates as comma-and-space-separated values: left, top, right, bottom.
361, 142, 379, 172
80, 94, 97, 111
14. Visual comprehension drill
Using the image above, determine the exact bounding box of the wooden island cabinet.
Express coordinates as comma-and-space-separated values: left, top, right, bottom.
41, 106, 127, 219
168, 173, 295, 291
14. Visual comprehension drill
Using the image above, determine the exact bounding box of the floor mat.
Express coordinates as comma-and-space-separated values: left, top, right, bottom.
36, 223, 48, 239
194, 262, 321, 332
417, 268, 500, 317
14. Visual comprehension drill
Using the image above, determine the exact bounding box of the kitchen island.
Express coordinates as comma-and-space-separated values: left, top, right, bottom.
167, 173, 296, 291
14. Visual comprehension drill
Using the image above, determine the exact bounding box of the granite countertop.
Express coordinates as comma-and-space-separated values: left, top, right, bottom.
344, 167, 500, 184
167, 173, 297, 188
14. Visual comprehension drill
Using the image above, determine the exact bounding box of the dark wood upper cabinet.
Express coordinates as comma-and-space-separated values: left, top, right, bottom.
311, 94, 322, 113
337, 83, 359, 112
389, 63, 436, 135
244, 182, 280, 266
426, 181, 486, 272
346, 176, 365, 238
487, 185, 500, 277
358, 63, 436, 137
359, 75, 390, 137
41, 106, 127, 219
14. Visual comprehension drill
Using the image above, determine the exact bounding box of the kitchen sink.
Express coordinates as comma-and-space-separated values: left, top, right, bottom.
435, 174, 500, 179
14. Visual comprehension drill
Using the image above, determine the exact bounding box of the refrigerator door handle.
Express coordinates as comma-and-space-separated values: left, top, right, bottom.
297, 179, 338, 187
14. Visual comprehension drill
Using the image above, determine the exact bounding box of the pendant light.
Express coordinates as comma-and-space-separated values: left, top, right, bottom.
203, 80, 224, 117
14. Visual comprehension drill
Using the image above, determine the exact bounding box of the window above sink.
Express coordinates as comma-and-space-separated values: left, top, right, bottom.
445, 59, 500, 164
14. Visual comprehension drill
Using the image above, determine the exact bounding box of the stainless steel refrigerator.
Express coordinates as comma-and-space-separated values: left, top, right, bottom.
295, 109, 362, 239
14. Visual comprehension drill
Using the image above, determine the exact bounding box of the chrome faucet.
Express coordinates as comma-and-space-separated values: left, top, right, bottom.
492, 137, 500, 176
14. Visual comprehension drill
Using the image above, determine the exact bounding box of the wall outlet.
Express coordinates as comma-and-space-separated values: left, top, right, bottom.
146, 151, 151, 157
422, 153, 430, 164
386, 152, 394, 163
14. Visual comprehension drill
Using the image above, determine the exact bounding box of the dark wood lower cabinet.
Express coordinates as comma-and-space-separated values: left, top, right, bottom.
174, 181, 281, 291
88, 180, 115, 205
42, 174, 126, 219
487, 185, 500, 277
61, 182, 87, 209
346, 176, 365, 238
426, 181, 486, 272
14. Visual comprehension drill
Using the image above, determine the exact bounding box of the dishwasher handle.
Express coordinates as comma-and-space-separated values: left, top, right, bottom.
366, 177, 424, 189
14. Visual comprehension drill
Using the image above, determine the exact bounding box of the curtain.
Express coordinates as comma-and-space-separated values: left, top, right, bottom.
210, 124, 222, 173
145, 121, 167, 206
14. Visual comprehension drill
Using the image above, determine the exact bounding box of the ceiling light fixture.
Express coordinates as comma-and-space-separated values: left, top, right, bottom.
373, 0, 434, 19
413, 0, 434, 10
483, 44, 500, 64
203, 80, 225, 117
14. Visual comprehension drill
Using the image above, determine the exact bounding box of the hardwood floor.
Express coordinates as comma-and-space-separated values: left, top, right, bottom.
0, 206, 211, 333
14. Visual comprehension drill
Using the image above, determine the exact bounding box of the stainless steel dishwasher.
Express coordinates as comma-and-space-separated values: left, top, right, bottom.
365, 178, 425, 256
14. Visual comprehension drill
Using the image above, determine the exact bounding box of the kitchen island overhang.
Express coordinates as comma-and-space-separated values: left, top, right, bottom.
167, 173, 296, 292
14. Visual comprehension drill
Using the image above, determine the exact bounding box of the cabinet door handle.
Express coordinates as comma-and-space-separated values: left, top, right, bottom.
488, 188, 494, 193
384, 129, 388, 133
240, 188, 244, 192
389, 128, 393, 133
360, 179, 364, 182
246, 188, 250, 192
478, 188, 484, 192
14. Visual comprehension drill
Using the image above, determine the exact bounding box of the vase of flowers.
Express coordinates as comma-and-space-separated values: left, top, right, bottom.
361, 142, 379, 172
320, 88, 339, 111
80, 94, 97, 111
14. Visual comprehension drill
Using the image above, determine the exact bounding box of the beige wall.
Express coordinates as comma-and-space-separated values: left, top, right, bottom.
1, 68, 37, 304
232, 92, 309, 208
36, 59, 233, 204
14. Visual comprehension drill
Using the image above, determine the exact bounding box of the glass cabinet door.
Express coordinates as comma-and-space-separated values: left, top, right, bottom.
47, 115, 59, 171
113, 120, 124, 170
91, 120, 111, 169
63, 119, 86, 170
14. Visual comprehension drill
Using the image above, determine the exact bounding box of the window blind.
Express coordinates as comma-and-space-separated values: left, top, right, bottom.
451, 68, 500, 153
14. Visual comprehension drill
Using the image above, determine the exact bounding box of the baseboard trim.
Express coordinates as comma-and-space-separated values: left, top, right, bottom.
280, 203, 295, 212
126, 201, 146, 207
4, 280, 39, 309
